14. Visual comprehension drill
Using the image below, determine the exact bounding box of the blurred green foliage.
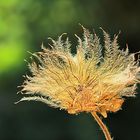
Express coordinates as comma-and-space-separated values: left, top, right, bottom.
0, 0, 140, 140
0, 0, 27, 73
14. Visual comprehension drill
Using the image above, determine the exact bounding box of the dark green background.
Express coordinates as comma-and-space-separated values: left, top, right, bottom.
0, 0, 140, 140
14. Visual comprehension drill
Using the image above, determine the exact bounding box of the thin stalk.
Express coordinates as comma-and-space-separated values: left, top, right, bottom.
91, 112, 112, 140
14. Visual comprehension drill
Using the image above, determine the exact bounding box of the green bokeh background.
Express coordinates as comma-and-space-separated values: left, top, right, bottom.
0, 0, 140, 140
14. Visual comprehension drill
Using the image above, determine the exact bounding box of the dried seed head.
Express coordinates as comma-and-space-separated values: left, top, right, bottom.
18, 27, 140, 118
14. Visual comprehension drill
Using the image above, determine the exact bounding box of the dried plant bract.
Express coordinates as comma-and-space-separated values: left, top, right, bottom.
18, 26, 140, 140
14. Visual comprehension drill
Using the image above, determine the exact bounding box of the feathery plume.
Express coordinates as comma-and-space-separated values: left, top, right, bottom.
17, 27, 140, 140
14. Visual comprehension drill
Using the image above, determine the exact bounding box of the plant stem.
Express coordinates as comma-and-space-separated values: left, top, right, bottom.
91, 112, 112, 140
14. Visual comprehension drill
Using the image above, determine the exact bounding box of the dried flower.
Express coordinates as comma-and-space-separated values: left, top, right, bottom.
18, 26, 140, 140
